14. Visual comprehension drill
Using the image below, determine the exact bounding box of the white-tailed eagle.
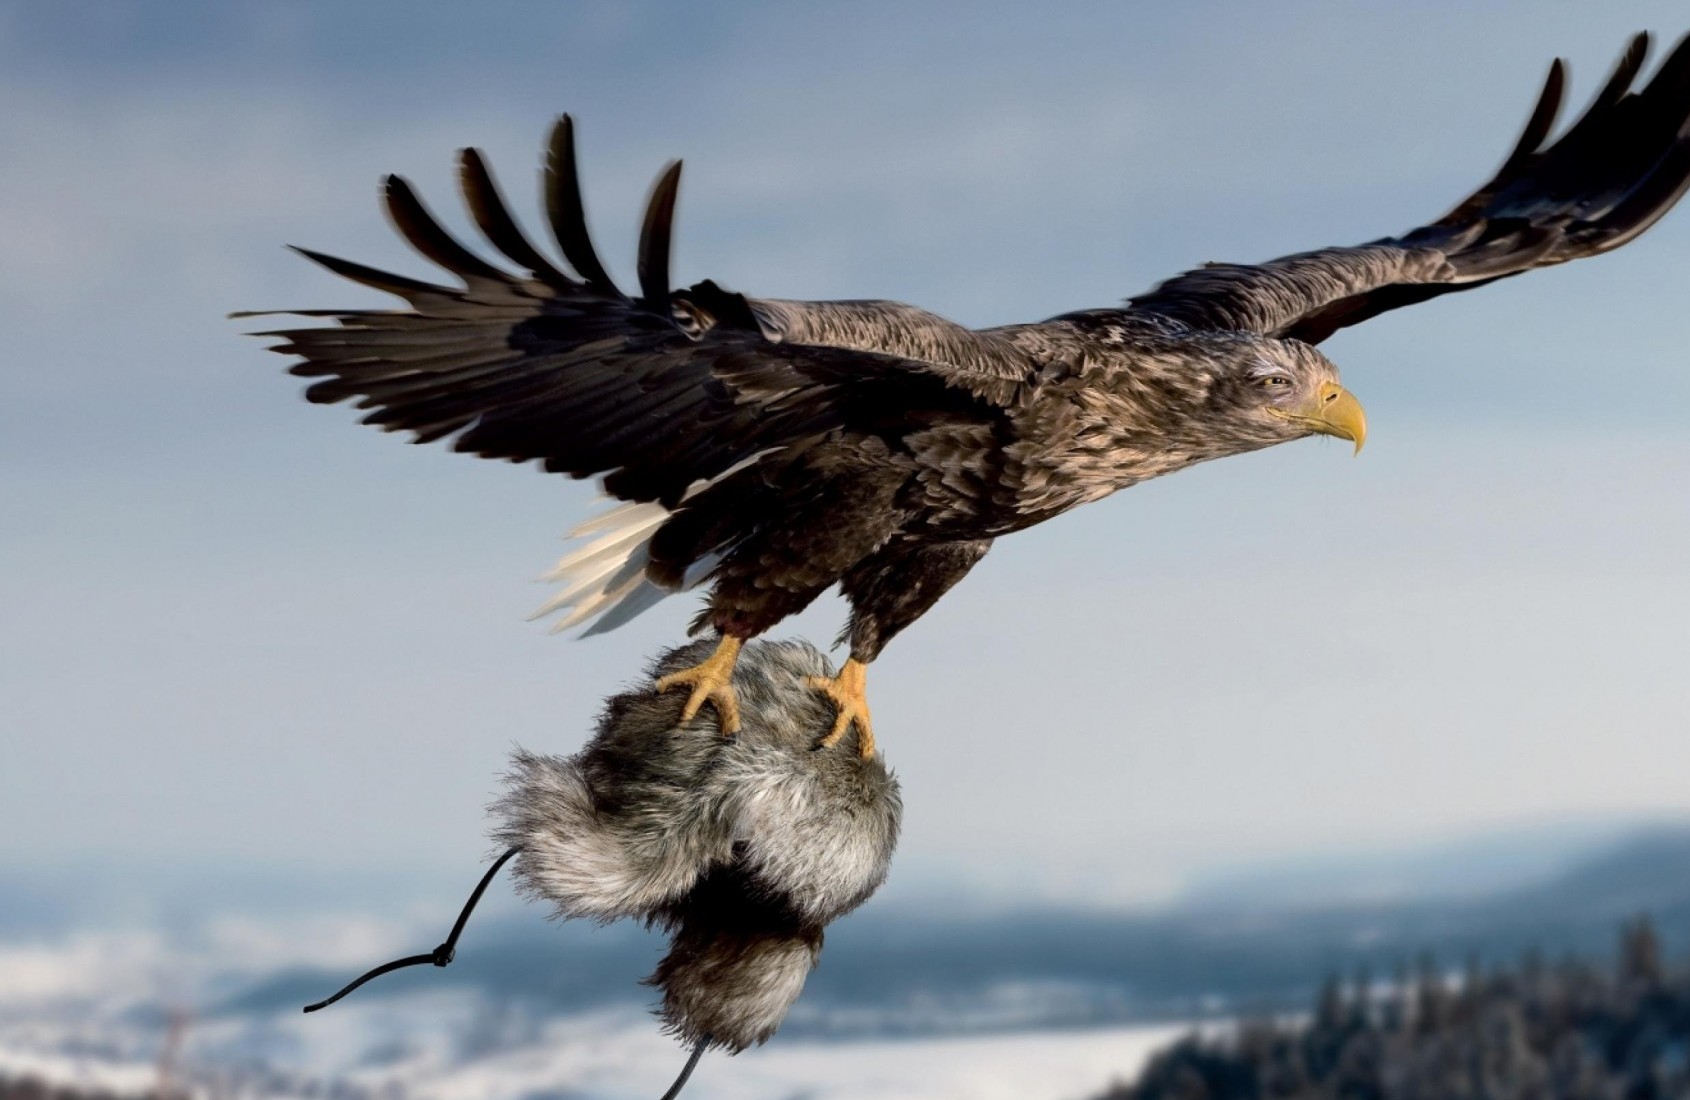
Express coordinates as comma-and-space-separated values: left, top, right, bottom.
249, 33, 1690, 757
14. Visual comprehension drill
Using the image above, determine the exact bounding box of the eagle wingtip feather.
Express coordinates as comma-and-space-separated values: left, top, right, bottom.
637, 160, 684, 306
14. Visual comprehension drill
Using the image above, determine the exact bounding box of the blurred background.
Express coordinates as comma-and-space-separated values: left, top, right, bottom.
4, 2, 1690, 1098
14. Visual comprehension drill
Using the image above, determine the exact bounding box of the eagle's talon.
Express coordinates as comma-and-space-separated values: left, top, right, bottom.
809, 659, 875, 758
656, 635, 743, 734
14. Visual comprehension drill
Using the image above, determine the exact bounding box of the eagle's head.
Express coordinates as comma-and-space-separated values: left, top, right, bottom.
1202, 337, 1367, 455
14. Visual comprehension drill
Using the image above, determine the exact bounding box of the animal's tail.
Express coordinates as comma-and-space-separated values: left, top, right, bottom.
530, 454, 775, 635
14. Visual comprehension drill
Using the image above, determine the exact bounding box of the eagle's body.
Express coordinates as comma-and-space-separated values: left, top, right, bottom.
255, 32, 1690, 753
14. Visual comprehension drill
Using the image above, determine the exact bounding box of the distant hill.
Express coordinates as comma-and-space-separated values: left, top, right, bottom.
1499, 825, 1690, 919
1177, 818, 1653, 911
225, 823, 1690, 1035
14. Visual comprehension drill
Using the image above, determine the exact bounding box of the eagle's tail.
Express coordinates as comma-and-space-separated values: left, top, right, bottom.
529, 454, 773, 635
530, 500, 676, 636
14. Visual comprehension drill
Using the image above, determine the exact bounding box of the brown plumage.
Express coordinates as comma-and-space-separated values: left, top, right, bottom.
248, 32, 1690, 747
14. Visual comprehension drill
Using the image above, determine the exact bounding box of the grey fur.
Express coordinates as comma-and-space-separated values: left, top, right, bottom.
651, 921, 821, 1051
489, 637, 901, 1051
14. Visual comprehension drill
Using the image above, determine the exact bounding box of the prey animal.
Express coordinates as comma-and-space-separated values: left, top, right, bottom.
252, 33, 1690, 757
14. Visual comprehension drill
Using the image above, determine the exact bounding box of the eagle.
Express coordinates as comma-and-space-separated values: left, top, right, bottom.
252, 32, 1690, 758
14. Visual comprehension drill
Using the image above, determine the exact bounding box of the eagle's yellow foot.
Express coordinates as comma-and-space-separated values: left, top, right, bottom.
809, 658, 876, 758
655, 635, 743, 734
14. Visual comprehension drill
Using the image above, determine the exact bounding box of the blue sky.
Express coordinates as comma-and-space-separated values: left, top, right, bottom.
4, 1, 1690, 910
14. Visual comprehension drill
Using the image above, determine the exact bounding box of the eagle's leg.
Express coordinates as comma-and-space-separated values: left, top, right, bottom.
811, 659, 875, 756
655, 633, 744, 734
821, 538, 994, 758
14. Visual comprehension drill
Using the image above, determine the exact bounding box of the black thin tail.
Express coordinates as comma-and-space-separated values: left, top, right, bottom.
302, 845, 521, 1013
659, 1038, 710, 1100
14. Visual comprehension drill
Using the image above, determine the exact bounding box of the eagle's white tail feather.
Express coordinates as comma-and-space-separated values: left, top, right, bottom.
566, 498, 666, 539
580, 577, 672, 637
540, 505, 669, 582
532, 453, 775, 635
529, 498, 704, 635
548, 550, 652, 633
533, 541, 651, 623
683, 550, 726, 589
536, 528, 658, 603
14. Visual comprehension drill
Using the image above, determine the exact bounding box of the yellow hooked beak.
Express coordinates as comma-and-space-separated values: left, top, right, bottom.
1288, 381, 1367, 454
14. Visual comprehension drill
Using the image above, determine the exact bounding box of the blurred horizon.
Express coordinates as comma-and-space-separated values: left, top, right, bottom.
6, 806, 1689, 932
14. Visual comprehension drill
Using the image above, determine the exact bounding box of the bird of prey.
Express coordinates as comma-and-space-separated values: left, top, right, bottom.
253, 32, 1690, 758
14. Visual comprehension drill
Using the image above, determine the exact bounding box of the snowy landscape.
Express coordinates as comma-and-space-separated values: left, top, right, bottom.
6, 824, 1690, 1100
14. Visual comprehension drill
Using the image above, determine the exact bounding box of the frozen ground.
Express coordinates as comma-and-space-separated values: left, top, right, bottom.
0, 920, 1182, 1100
0, 1003, 1183, 1100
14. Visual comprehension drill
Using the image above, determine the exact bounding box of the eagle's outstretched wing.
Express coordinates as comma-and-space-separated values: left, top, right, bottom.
1123, 32, 1690, 344
245, 117, 1031, 508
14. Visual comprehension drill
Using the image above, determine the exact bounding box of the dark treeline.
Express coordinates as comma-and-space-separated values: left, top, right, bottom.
1102, 918, 1690, 1100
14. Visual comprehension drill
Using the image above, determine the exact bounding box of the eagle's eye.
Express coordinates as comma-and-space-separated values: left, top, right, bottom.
1258, 374, 1293, 388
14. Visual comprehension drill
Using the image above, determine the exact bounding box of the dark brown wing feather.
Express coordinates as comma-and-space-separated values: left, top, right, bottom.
246, 117, 1030, 507
1125, 32, 1690, 343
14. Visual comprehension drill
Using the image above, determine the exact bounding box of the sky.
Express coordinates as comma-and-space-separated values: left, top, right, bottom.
4, 1, 1690, 913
